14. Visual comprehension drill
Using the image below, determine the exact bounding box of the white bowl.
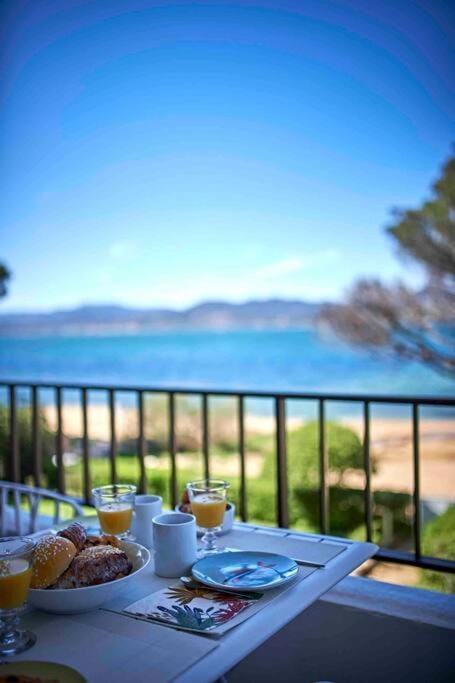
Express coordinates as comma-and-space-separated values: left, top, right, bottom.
175, 502, 235, 535
28, 540, 150, 614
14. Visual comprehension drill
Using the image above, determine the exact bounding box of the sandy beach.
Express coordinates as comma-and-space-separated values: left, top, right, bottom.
44, 404, 455, 499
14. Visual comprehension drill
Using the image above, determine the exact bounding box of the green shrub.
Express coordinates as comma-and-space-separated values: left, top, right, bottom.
293, 486, 411, 541
420, 506, 455, 594
254, 420, 369, 532
286, 420, 364, 487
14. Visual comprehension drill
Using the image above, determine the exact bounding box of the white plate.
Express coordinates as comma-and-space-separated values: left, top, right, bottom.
192, 551, 298, 592
28, 540, 150, 614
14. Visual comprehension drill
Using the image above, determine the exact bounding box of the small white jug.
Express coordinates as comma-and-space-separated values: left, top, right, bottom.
131, 494, 162, 548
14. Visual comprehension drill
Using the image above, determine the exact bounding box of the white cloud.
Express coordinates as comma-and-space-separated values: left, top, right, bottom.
256, 249, 341, 280
257, 257, 304, 278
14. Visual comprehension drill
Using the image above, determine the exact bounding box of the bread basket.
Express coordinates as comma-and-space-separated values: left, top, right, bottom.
28, 539, 150, 614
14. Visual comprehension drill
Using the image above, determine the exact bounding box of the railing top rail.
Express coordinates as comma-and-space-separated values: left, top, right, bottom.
0, 379, 454, 406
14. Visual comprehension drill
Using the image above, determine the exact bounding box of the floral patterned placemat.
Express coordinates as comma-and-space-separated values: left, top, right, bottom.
123, 566, 315, 637
125, 583, 261, 634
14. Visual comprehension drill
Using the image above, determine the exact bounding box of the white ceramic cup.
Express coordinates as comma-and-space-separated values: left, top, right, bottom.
152, 512, 197, 578
131, 495, 162, 548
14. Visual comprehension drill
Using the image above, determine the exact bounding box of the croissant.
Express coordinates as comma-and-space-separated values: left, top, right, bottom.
57, 522, 87, 552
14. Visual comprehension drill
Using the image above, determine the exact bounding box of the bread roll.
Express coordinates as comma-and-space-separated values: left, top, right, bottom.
31, 535, 77, 589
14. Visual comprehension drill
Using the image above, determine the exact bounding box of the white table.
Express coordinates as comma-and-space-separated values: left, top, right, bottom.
11, 524, 377, 682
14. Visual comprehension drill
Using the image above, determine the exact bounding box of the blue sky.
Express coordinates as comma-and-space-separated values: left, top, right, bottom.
1, 0, 454, 312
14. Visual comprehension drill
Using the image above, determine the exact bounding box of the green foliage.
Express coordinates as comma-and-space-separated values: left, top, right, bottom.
293, 486, 410, 541
0, 262, 11, 298
0, 405, 54, 483
420, 506, 455, 594
235, 420, 368, 531
63, 453, 170, 502
286, 420, 364, 487
244, 479, 276, 526
388, 154, 455, 277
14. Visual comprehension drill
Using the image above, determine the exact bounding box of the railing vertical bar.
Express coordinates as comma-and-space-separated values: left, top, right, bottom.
363, 400, 373, 542
238, 396, 247, 522
109, 389, 117, 484
81, 388, 91, 504
56, 387, 65, 494
412, 403, 422, 560
137, 390, 147, 494
31, 386, 42, 487
319, 399, 329, 534
9, 385, 19, 482
168, 392, 178, 507
202, 394, 210, 481
275, 397, 289, 529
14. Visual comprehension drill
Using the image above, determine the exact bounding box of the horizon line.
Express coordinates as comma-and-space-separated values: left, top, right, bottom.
0, 296, 327, 316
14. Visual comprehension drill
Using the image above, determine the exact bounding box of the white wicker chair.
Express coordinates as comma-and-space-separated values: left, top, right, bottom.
0, 481, 84, 536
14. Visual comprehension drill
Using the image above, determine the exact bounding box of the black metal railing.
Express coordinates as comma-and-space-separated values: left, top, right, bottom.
1, 380, 454, 574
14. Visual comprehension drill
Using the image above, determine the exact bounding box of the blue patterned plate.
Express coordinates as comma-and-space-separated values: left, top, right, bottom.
192, 551, 298, 592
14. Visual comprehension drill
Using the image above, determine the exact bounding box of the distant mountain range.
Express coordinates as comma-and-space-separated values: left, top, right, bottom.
0, 300, 323, 335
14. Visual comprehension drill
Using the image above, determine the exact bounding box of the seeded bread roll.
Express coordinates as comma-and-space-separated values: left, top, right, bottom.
57, 522, 86, 552
31, 535, 77, 589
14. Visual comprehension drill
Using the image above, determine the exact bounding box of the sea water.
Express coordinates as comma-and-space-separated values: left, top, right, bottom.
0, 329, 454, 399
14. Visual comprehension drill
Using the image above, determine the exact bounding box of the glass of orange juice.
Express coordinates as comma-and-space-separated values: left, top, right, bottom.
187, 479, 230, 556
92, 484, 136, 538
0, 537, 36, 656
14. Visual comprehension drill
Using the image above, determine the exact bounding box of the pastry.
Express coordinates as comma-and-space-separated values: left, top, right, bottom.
54, 544, 131, 589
84, 534, 120, 548
57, 522, 86, 551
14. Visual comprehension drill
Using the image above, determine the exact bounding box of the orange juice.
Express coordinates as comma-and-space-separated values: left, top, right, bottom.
191, 494, 226, 528
0, 558, 32, 609
97, 503, 132, 534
